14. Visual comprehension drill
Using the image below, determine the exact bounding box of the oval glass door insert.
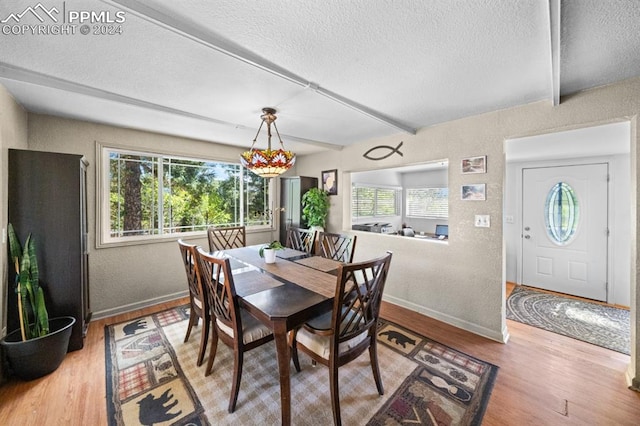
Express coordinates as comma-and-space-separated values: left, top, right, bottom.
545, 182, 579, 244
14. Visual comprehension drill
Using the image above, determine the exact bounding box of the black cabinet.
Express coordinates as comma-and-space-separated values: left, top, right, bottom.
279, 176, 318, 244
7, 149, 90, 351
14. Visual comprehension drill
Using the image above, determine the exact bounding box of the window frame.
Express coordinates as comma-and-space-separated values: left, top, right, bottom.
96, 142, 274, 248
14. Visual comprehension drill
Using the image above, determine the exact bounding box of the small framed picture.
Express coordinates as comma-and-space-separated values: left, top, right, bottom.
322, 169, 338, 195
461, 184, 486, 201
461, 155, 487, 174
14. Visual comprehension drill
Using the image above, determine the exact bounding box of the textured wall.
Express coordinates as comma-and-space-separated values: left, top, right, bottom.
4, 76, 639, 388
295, 76, 640, 372
25, 115, 274, 317
0, 85, 28, 384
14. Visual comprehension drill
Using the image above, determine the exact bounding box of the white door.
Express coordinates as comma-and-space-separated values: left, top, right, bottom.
521, 163, 608, 301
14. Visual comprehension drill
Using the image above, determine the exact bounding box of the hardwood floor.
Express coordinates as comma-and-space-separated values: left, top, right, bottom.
1, 295, 639, 425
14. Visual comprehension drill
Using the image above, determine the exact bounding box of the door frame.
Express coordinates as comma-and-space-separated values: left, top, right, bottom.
520, 162, 610, 301
512, 155, 628, 305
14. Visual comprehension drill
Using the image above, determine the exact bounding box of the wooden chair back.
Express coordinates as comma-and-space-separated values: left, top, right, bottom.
333, 251, 392, 358
196, 249, 238, 333
177, 239, 209, 366
207, 225, 246, 251
316, 231, 357, 263
291, 251, 392, 425
196, 247, 274, 413
286, 227, 317, 253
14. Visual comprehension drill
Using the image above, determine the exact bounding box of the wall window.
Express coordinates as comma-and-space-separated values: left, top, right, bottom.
351, 184, 401, 218
406, 187, 449, 218
99, 146, 271, 245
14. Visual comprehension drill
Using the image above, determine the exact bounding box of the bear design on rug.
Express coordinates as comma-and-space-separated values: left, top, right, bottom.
123, 319, 147, 336
379, 330, 416, 348
137, 388, 182, 425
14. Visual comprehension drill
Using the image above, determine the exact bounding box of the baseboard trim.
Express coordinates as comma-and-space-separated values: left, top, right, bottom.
92, 290, 188, 321
382, 294, 507, 343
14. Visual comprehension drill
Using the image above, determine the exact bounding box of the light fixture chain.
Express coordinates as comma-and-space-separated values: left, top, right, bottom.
250, 118, 267, 149
271, 122, 285, 148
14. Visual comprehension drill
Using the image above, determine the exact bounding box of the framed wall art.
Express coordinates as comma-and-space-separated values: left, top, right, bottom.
322, 169, 338, 195
461, 184, 486, 201
461, 155, 487, 174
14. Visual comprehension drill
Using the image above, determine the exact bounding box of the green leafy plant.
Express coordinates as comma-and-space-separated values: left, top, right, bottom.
8, 223, 49, 341
301, 187, 330, 228
258, 240, 284, 258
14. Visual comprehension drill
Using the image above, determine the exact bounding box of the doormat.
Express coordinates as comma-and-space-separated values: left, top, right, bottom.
507, 286, 630, 354
105, 305, 498, 425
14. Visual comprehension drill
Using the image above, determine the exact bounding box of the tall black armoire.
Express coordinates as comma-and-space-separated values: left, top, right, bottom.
279, 176, 318, 244
7, 149, 90, 352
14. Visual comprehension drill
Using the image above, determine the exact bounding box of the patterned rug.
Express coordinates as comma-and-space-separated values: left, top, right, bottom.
105, 305, 498, 425
507, 286, 630, 355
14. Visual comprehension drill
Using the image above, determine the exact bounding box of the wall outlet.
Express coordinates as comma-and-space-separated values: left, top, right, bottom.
475, 215, 490, 228
505, 215, 514, 224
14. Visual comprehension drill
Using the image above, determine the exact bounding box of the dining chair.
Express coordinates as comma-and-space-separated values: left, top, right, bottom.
285, 227, 317, 253
290, 251, 393, 426
316, 231, 357, 263
207, 225, 246, 251
177, 239, 210, 367
196, 247, 274, 413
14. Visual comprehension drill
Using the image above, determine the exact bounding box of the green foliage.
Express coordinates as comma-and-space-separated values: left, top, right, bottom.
109, 154, 269, 235
8, 224, 49, 340
302, 187, 330, 227
259, 240, 284, 258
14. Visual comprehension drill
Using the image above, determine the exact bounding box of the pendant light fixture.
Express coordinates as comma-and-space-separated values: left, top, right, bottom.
240, 107, 296, 178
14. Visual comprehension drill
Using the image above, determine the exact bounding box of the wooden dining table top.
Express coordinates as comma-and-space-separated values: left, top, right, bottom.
223, 246, 341, 299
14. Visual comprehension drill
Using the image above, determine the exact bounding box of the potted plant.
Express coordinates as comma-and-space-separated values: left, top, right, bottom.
259, 240, 284, 264
0, 224, 75, 380
301, 187, 330, 231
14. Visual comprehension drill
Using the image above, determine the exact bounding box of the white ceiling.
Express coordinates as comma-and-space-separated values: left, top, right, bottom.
1, 0, 639, 155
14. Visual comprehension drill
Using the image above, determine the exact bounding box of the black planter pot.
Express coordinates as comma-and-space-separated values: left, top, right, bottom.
0, 316, 76, 381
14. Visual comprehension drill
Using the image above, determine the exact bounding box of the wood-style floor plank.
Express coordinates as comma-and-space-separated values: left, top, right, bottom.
1, 295, 639, 425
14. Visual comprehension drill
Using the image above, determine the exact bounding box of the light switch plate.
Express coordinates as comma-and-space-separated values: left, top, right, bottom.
475, 215, 490, 228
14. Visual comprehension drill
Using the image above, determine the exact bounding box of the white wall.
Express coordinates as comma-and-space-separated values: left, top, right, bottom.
295, 76, 640, 384
0, 85, 28, 383
25, 114, 275, 318
2, 76, 639, 389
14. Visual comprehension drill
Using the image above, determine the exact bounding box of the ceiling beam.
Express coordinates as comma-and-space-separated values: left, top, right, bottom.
0, 62, 343, 150
0, 62, 231, 125
548, 0, 561, 105
103, 0, 417, 135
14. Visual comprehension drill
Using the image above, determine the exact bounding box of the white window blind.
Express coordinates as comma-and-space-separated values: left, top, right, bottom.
406, 187, 448, 218
352, 184, 401, 217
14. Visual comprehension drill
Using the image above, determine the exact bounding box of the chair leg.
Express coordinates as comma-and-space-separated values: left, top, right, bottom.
196, 315, 209, 366
329, 361, 342, 426
204, 328, 219, 377
291, 332, 301, 373
369, 339, 384, 395
183, 307, 197, 343
228, 349, 244, 413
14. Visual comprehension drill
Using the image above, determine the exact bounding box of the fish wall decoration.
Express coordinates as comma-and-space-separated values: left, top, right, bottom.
363, 141, 404, 160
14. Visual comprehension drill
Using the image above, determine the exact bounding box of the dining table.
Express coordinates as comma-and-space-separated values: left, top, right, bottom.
219, 245, 343, 426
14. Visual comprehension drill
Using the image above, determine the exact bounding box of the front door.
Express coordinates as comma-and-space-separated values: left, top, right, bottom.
521, 163, 608, 301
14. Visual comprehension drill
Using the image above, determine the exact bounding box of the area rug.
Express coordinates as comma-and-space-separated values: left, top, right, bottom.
506, 286, 630, 355
105, 306, 498, 425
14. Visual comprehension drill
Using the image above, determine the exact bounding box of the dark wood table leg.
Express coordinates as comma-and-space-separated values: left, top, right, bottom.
273, 321, 291, 425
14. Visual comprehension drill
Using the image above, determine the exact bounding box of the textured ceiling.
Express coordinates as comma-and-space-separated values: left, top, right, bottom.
0, 0, 639, 154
